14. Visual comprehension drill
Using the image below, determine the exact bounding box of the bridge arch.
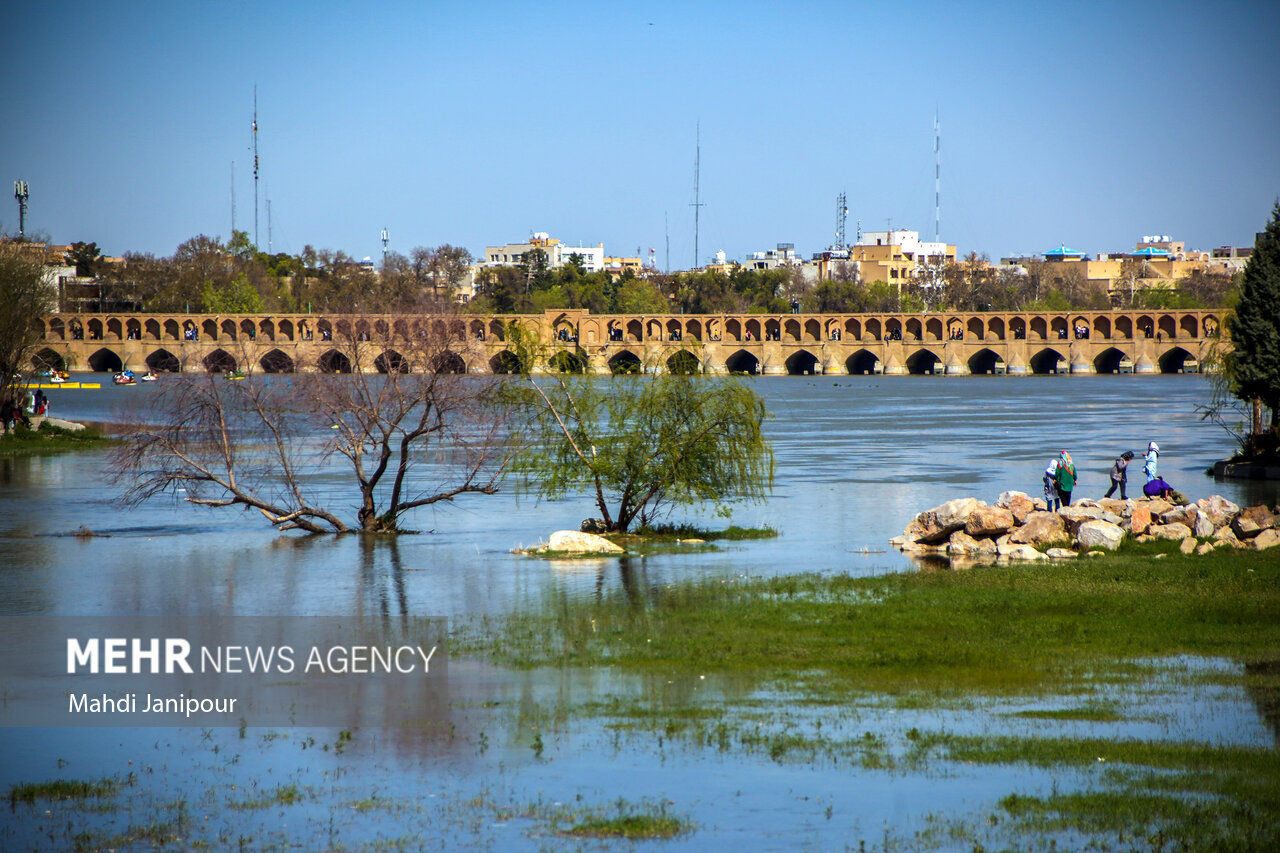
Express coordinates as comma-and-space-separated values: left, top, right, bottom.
431, 351, 467, 374
608, 350, 642, 375
1094, 316, 1112, 339
489, 350, 522, 374
844, 318, 862, 340
846, 349, 880, 375
550, 350, 586, 374
926, 317, 943, 341
987, 317, 1005, 340
256, 349, 293, 373
885, 318, 903, 341
784, 349, 820, 375
1092, 347, 1130, 374
725, 349, 759, 375
47, 318, 66, 340
865, 318, 882, 340
375, 350, 409, 374
202, 349, 237, 373
1180, 315, 1198, 338
1115, 316, 1133, 339
905, 348, 941, 375
1159, 347, 1196, 374
783, 318, 801, 342
967, 317, 984, 340
318, 349, 352, 374
1158, 314, 1177, 339
87, 347, 123, 373
666, 350, 700, 375
142, 318, 159, 340
967, 348, 1004, 375
803, 318, 821, 341
1029, 347, 1066, 374
32, 348, 66, 371
1030, 317, 1047, 340
905, 317, 922, 341
725, 318, 743, 342
146, 348, 182, 373
1010, 317, 1027, 340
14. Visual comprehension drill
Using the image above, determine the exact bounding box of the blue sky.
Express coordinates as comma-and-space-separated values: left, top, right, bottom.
4, 0, 1278, 267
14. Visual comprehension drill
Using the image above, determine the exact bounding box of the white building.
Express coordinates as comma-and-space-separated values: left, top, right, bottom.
856, 230, 952, 265
483, 232, 605, 273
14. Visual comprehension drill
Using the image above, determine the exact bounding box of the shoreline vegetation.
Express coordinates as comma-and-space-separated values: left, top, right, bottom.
457, 545, 1280, 848
0, 419, 108, 456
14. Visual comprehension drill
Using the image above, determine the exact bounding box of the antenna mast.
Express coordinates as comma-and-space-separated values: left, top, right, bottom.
253, 86, 260, 249
381, 227, 389, 264
934, 109, 940, 243
14, 180, 29, 239
835, 192, 848, 249
690, 122, 705, 269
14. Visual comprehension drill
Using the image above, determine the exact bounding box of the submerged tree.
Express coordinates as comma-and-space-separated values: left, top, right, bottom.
1227, 201, 1280, 450
503, 328, 773, 532
113, 321, 514, 532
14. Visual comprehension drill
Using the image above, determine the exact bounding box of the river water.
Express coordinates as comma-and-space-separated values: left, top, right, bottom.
1, 374, 1275, 850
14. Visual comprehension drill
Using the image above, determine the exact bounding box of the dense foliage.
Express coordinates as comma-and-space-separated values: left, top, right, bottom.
1227, 201, 1280, 446
0, 241, 53, 405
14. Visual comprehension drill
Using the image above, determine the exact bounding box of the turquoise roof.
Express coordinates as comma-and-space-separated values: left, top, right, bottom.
1044, 245, 1084, 257
1131, 247, 1170, 256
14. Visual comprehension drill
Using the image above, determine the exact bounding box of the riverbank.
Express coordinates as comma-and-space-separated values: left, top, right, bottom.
0, 419, 108, 456
459, 546, 1280, 848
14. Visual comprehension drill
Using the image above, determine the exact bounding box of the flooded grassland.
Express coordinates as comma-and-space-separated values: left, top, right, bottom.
2, 375, 1278, 851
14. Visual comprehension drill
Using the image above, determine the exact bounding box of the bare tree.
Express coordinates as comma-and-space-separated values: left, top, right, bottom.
113, 319, 515, 533
0, 239, 53, 405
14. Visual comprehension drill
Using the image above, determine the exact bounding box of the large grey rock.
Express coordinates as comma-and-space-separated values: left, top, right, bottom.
1060, 505, 1122, 531
1076, 520, 1125, 551
1008, 511, 1067, 547
1179, 537, 1197, 554
1045, 548, 1078, 559
933, 497, 986, 530
904, 497, 986, 544
1193, 513, 1215, 538
1160, 505, 1197, 528
997, 491, 1037, 525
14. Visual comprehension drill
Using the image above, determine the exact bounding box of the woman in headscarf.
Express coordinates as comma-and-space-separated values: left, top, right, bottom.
1144, 442, 1160, 483
1055, 451, 1077, 508
1043, 455, 1060, 512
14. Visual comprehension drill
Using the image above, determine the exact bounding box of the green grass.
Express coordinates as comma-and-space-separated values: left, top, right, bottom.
563, 813, 688, 839
0, 421, 109, 455
9, 777, 121, 805
228, 783, 303, 810
463, 548, 1280, 701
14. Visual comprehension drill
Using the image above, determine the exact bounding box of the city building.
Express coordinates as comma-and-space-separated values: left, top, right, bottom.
483, 232, 605, 272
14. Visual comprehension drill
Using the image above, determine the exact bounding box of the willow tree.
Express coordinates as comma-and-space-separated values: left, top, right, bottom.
501, 325, 773, 532
0, 240, 52, 405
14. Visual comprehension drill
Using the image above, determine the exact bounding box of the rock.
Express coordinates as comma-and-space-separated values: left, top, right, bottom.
1232, 515, 1263, 539
1060, 505, 1122, 531
1136, 534, 1154, 543
1076, 520, 1125, 551
579, 518, 609, 534
973, 537, 998, 556
545, 530, 625, 554
933, 497, 986, 530
964, 506, 1015, 538
1045, 547, 1078, 559
1160, 506, 1196, 528
1236, 505, 1277, 536
1129, 504, 1152, 536
1193, 514, 1215, 538
1213, 525, 1239, 543
1148, 522, 1193, 541
997, 491, 1037, 524
1253, 529, 1280, 551
1008, 511, 1067, 547
1097, 498, 1129, 517
948, 530, 982, 555
1002, 543, 1048, 561
1196, 541, 1216, 555
1195, 496, 1240, 528
1179, 537, 1196, 554
1144, 498, 1174, 517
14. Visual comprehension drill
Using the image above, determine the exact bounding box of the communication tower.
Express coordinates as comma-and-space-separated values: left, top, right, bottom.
381, 228, 389, 263
835, 192, 848, 249
690, 122, 705, 268
13, 180, 29, 239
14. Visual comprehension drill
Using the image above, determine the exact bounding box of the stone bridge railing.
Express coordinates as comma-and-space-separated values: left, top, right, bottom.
33, 308, 1226, 376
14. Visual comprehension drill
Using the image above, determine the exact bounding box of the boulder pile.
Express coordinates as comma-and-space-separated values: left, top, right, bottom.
890, 493, 1280, 563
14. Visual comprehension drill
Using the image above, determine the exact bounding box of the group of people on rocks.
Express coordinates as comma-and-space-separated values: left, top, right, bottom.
1, 389, 49, 433
1043, 441, 1172, 510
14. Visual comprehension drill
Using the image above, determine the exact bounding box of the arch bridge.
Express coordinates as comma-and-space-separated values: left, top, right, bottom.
33, 308, 1224, 377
